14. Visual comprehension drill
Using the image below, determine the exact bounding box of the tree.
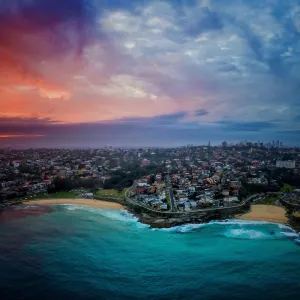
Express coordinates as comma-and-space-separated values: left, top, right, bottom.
214, 191, 223, 199
52, 177, 74, 191
81, 178, 95, 189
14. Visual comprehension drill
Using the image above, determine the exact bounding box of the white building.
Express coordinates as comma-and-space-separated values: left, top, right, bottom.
190, 201, 197, 209
276, 160, 295, 169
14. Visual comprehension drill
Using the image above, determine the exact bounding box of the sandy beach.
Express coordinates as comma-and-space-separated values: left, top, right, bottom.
24, 199, 125, 210
237, 205, 288, 224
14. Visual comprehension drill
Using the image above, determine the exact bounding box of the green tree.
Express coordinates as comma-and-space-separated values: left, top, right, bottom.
52, 177, 74, 191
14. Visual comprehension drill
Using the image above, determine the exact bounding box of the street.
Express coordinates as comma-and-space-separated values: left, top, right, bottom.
166, 174, 177, 212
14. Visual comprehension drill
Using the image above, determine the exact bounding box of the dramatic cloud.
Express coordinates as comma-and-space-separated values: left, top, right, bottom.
1, 0, 300, 147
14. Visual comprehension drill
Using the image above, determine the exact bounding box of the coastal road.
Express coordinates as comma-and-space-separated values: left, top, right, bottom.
165, 175, 177, 212
168, 187, 177, 212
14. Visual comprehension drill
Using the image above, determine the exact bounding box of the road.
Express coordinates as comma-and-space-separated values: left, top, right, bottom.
165, 175, 177, 212
125, 185, 262, 215
125, 180, 263, 215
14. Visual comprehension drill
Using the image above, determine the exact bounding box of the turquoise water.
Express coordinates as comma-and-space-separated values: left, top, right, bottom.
0, 205, 300, 300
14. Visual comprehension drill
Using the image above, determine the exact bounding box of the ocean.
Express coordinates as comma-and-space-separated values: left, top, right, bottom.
0, 205, 299, 300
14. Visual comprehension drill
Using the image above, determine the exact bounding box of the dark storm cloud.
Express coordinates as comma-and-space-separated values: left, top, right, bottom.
218, 121, 277, 132
0, 117, 58, 134
0, 0, 97, 78
194, 109, 209, 117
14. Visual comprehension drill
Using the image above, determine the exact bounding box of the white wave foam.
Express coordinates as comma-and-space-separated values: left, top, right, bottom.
281, 232, 300, 238
59, 204, 150, 229
154, 219, 275, 233
224, 226, 299, 241
155, 223, 207, 233
224, 229, 276, 240
60, 204, 80, 211
278, 224, 298, 233
277, 224, 299, 240
16, 205, 40, 210
98, 209, 136, 222
153, 219, 285, 234
98, 210, 150, 229
59, 205, 298, 237
210, 219, 270, 226
278, 224, 292, 230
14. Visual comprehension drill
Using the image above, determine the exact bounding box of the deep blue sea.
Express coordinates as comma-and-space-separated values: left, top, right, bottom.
0, 205, 300, 300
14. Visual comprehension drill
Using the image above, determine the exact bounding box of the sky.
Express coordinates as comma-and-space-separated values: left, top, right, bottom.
1, 0, 300, 148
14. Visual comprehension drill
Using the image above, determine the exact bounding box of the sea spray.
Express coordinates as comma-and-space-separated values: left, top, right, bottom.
59, 204, 151, 229
153, 223, 208, 233
223, 228, 280, 240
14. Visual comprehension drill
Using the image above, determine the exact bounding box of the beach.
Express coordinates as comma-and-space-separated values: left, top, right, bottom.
24, 199, 125, 210
237, 205, 288, 224
24, 200, 289, 225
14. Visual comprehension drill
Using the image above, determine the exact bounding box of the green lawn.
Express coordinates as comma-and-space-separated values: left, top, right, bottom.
18, 188, 128, 203
281, 183, 296, 193
165, 189, 171, 210
95, 189, 127, 199
260, 195, 279, 205
22, 191, 78, 201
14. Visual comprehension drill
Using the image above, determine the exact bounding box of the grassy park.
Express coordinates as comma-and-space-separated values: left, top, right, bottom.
22, 191, 78, 201
281, 183, 296, 193
260, 195, 279, 205
95, 189, 127, 200
17, 188, 128, 203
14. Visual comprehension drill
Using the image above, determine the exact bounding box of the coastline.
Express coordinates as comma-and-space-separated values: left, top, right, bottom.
24, 199, 125, 210
22, 199, 296, 229
236, 204, 288, 224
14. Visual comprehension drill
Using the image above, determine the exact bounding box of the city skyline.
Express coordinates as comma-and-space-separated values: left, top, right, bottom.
1, 0, 300, 148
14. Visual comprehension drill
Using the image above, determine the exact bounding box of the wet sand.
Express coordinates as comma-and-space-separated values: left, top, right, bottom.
237, 205, 288, 224
24, 199, 125, 210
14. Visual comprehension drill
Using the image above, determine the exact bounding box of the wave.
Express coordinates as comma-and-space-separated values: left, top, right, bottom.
59, 204, 150, 229
16, 205, 40, 210
154, 219, 300, 245
281, 232, 300, 239
278, 224, 293, 230
155, 223, 208, 233
58, 205, 300, 243
155, 220, 275, 233
97, 209, 150, 229
209, 219, 270, 226
154, 220, 271, 233
223, 228, 280, 240
221, 221, 299, 241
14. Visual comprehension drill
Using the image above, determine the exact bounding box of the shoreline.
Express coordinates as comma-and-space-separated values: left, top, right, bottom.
21, 199, 296, 229
236, 204, 288, 224
24, 199, 125, 210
